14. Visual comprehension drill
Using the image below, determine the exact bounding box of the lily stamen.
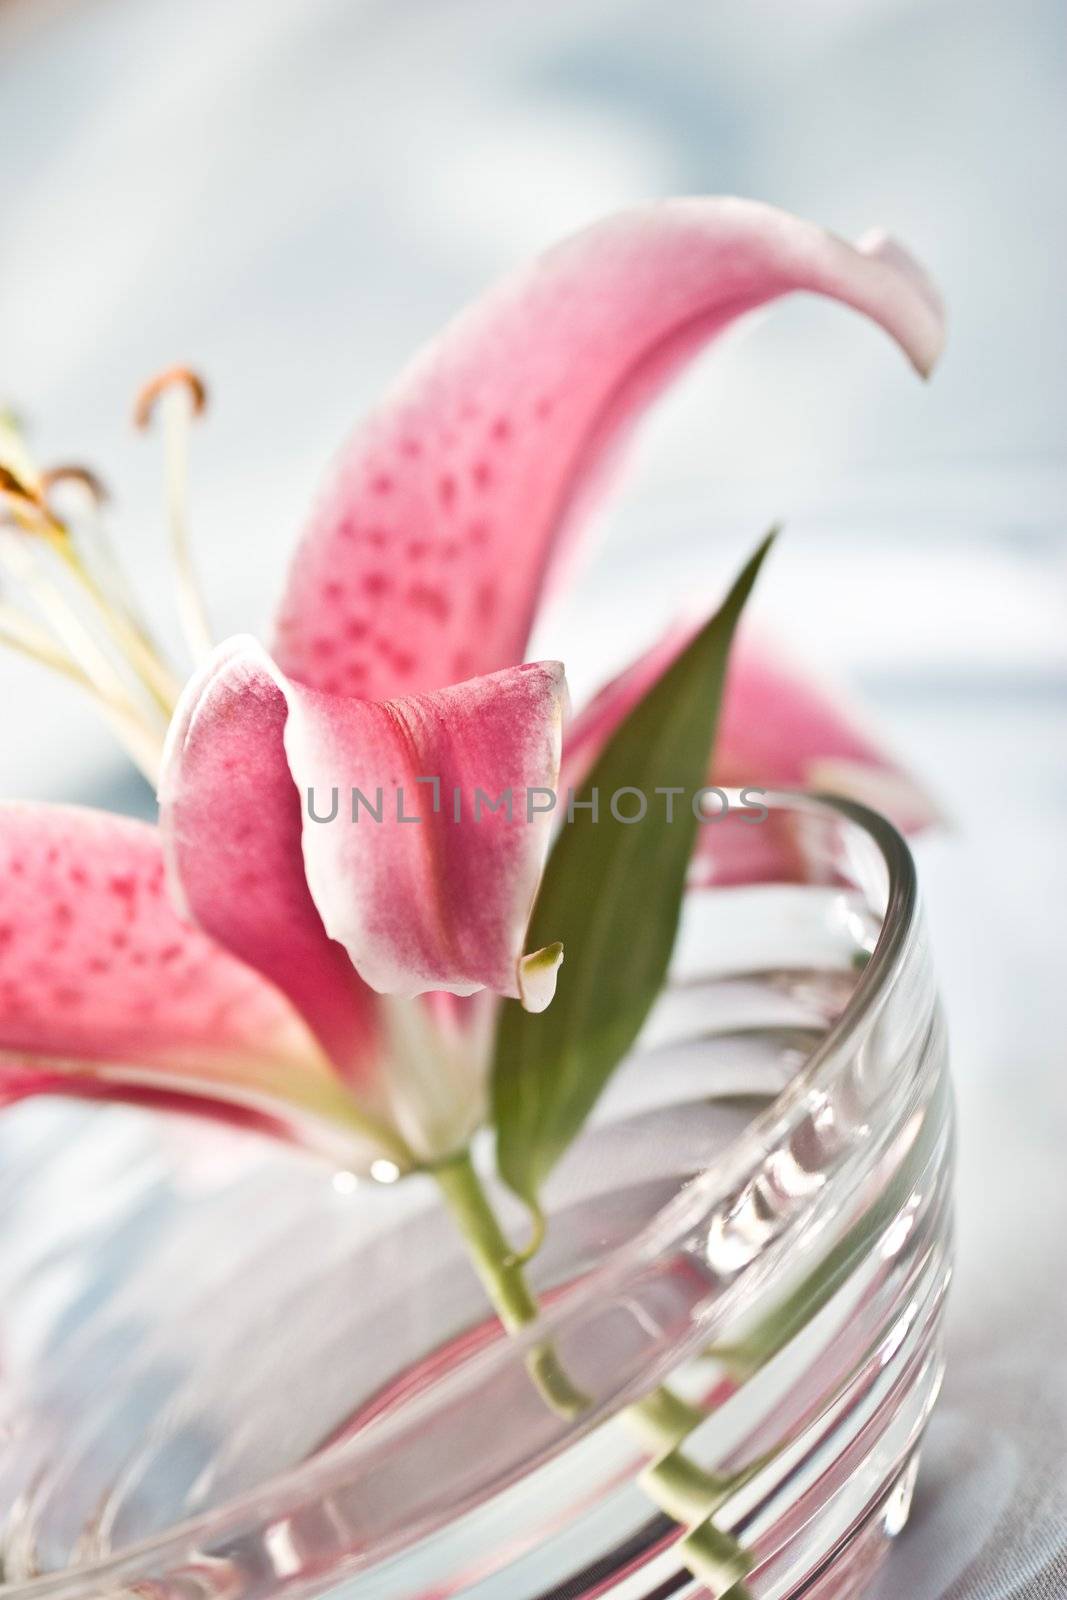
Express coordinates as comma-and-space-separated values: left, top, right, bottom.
39, 463, 110, 504
0, 407, 185, 775
0, 596, 100, 690
0, 536, 166, 785
2, 481, 182, 717
0, 462, 45, 516
42, 465, 147, 643
0, 597, 163, 783
134, 365, 214, 665
54, 532, 181, 717
0, 528, 131, 705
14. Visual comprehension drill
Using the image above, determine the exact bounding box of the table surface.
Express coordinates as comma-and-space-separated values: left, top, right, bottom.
1, 2, 1065, 1594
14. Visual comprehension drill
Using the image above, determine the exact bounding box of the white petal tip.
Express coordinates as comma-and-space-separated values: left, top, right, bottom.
855, 227, 947, 377
807, 758, 947, 834
518, 942, 564, 1013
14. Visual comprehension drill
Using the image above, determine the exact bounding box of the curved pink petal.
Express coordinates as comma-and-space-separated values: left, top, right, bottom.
284, 655, 567, 1005
564, 626, 941, 846
0, 803, 327, 1088
163, 639, 566, 1021
0, 1067, 311, 1150
285, 658, 567, 1005
713, 633, 942, 833
273, 199, 944, 700
159, 639, 382, 1089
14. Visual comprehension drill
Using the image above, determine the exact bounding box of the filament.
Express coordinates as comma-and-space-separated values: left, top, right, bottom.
0, 533, 167, 785
0, 531, 133, 704
4, 480, 182, 715
44, 465, 181, 693
134, 367, 214, 665
0, 411, 184, 782
0, 601, 163, 787
47, 528, 182, 715
0, 599, 100, 691
52, 478, 146, 637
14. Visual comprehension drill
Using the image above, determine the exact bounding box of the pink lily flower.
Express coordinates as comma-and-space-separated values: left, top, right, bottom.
0, 198, 944, 1172
564, 626, 942, 889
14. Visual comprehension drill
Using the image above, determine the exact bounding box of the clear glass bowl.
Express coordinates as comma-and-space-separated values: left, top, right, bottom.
0, 791, 953, 1600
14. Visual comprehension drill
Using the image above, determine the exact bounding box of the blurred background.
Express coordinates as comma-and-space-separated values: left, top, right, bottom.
1, 1, 1064, 1594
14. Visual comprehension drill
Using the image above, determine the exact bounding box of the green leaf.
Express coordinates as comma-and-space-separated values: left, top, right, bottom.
491, 531, 777, 1211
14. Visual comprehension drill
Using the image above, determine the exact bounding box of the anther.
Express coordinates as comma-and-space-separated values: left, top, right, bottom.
40, 464, 110, 507
132, 366, 208, 430
0, 411, 178, 774
0, 463, 44, 515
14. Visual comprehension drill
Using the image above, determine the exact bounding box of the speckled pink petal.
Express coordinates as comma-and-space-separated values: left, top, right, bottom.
0, 803, 328, 1088
172, 639, 566, 1007
713, 633, 942, 832
564, 626, 941, 839
273, 199, 944, 699
274, 640, 566, 1004
159, 639, 382, 1088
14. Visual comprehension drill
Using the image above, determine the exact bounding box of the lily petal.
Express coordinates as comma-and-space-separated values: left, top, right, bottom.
163, 638, 568, 1015
714, 633, 942, 833
274, 198, 944, 699
284, 652, 567, 1004
564, 626, 941, 839
0, 802, 327, 1088
0, 1066, 337, 1157
562, 626, 691, 793
159, 639, 382, 1089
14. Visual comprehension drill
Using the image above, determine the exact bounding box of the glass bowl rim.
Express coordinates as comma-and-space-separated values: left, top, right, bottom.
4, 787, 920, 1597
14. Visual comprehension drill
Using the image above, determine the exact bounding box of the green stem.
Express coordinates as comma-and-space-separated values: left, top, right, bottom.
433, 1149, 588, 1417
433, 1149, 755, 1598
